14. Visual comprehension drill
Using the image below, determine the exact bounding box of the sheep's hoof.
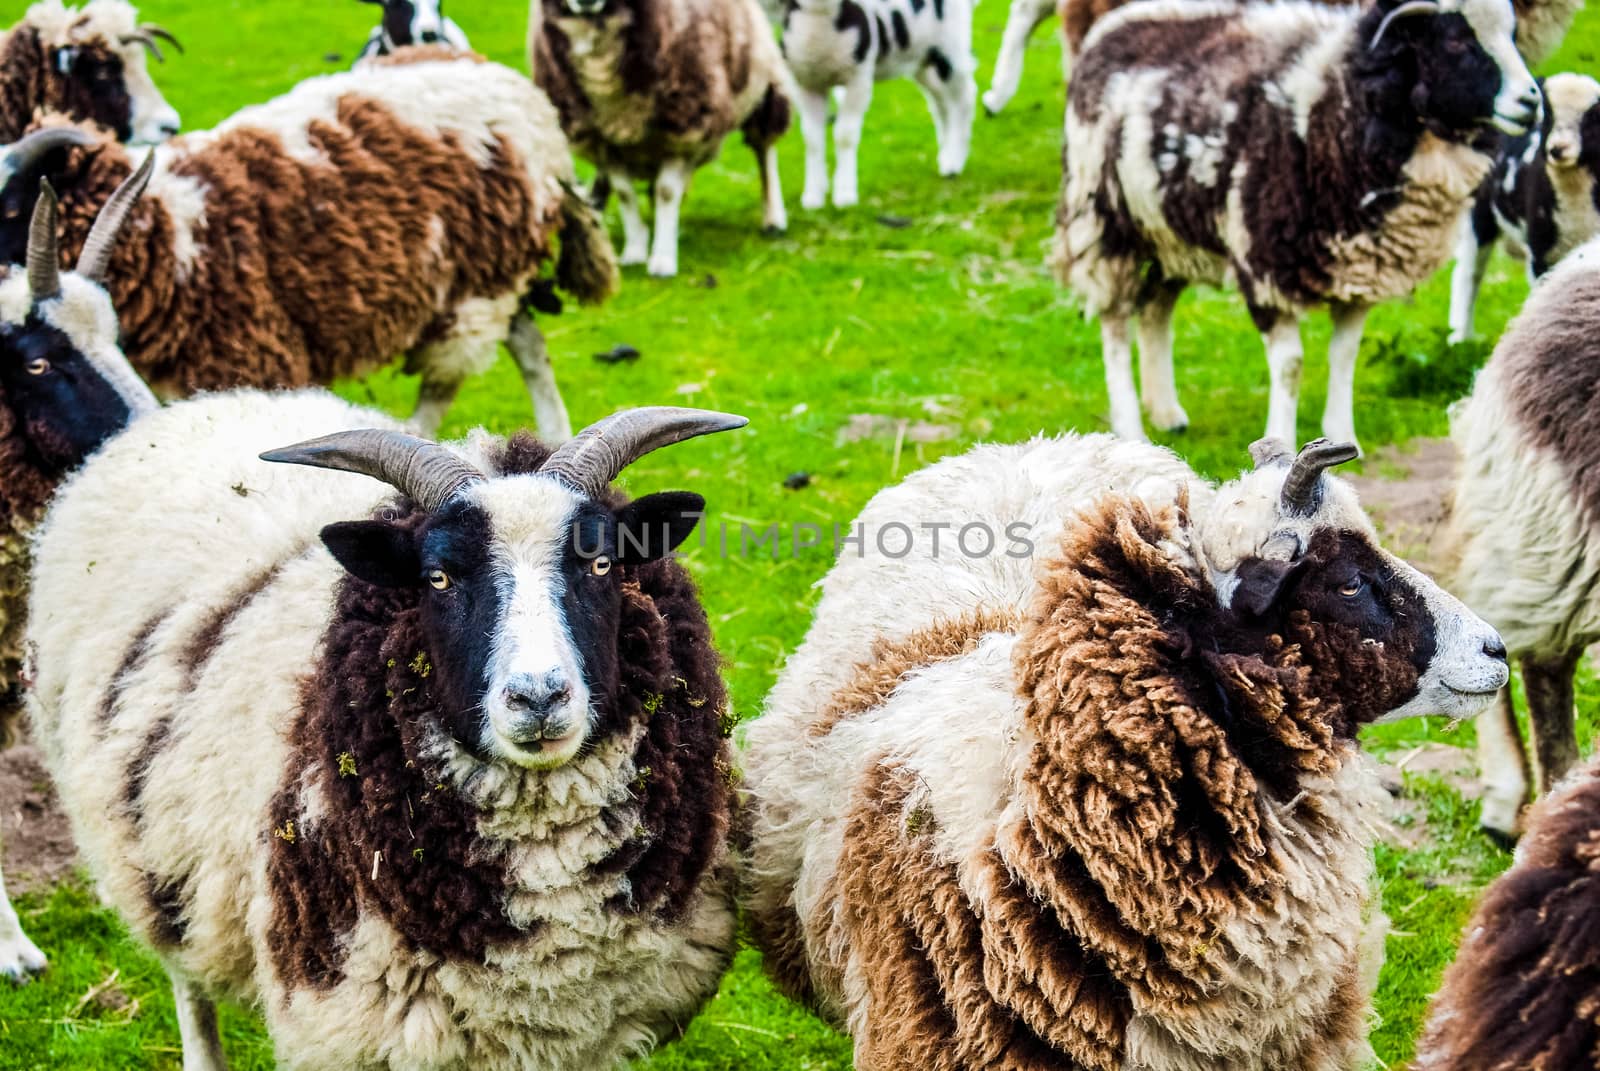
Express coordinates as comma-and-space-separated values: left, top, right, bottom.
0, 936, 47, 984
647, 261, 678, 279
762, 224, 786, 236
1481, 825, 1519, 852
620, 249, 649, 267
981, 93, 1002, 117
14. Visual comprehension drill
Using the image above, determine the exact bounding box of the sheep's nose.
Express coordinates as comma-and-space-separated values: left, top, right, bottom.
1483, 636, 1508, 663
1549, 141, 1573, 162
159, 120, 180, 138
421, 29, 440, 42
1520, 85, 1543, 109
501, 671, 573, 741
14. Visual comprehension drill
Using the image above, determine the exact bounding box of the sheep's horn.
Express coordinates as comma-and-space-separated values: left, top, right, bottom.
26, 180, 61, 301
1248, 437, 1294, 468
1369, 0, 1440, 50
0, 126, 94, 191
539, 406, 749, 499
143, 25, 184, 53
76, 152, 155, 284
120, 25, 183, 61
1280, 438, 1359, 515
259, 429, 486, 512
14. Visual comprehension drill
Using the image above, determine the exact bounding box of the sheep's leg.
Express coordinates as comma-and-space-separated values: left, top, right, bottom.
1261, 316, 1304, 447
508, 313, 572, 442
1323, 301, 1368, 453
742, 88, 789, 234
1448, 225, 1494, 343
648, 158, 692, 278
756, 143, 788, 233
1136, 281, 1188, 432
915, 69, 952, 167
613, 173, 649, 266
0, 859, 46, 982
172, 973, 228, 1071
1522, 649, 1582, 794
934, 68, 977, 177
410, 370, 464, 437
1101, 315, 1144, 440
1476, 685, 1530, 845
982, 0, 1052, 115
832, 71, 874, 208
797, 87, 831, 211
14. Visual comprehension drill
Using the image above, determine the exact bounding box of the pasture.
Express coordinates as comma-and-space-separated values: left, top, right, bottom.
1, 1, 1598, 1067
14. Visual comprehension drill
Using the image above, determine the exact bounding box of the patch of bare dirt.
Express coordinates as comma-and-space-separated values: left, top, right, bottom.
1345, 438, 1457, 577
0, 738, 77, 895
837, 414, 959, 446
1373, 741, 1482, 857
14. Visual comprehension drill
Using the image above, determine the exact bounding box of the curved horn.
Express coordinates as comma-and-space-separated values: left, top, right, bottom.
143, 25, 184, 54
26, 180, 61, 301
1248, 437, 1293, 469
1279, 438, 1359, 515
539, 406, 749, 499
1369, 0, 1440, 50
1, 126, 94, 187
259, 429, 486, 512
76, 151, 155, 284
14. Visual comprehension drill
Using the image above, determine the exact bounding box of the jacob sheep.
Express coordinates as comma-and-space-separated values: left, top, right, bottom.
0, 49, 617, 438
355, 0, 470, 61
26, 387, 745, 1065
1450, 72, 1600, 342
1052, 0, 1540, 452
1446, 236, 1600, 841
783, 0, 977, 209
744, 435, 1508, 1070
528, 0, 790, 277
1, 0, 181, 144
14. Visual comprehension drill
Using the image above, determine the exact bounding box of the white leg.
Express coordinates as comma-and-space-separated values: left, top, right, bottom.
0, 858, 46, 982
1323, 301, 1369, 453
832, 71, 874, 208
1137, 286, 1188, 432
983, 0, 1051, 115
173, 973, 229, 1071
797, 88, 830, 211
507, 315, 571, 442
613, 172, 649, 266
1477, 687, 1528, 842
935, 70, 978, 177
1262, 317, 1304, 447
916, 70, 951, 164
1448, 225, 1494, 344
648, 159, 691, 278
760, 143, 787, 233
1101, 316, 1145, 441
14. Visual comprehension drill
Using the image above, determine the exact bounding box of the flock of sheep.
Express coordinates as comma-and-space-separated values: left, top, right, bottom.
0, 0, 1599, 1068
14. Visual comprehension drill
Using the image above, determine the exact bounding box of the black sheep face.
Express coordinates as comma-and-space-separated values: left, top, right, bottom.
362, 0, 450, 45
53, 28, 181, 147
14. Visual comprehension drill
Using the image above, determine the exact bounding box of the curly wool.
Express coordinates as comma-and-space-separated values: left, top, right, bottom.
0, 373, 62, 745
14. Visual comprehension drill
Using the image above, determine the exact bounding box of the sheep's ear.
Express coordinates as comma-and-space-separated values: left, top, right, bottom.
612, 491, 705, 565
1232, 556, 1297, 618
319, 520, 422, 587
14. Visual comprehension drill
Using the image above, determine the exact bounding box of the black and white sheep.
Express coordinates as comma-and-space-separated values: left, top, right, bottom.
1446, 236, 1600, 842
982, 0, 1053, 115
1051, 0, 1540, 452
1450, 72, 1600, 342
0, 48, 618, 439
25, 370, 745, 1063
528, 0, 791, 277
783, 0, 976, 210
1, 0, 181, 145
744, 434, 1508, 1069
354, 0, 470, 61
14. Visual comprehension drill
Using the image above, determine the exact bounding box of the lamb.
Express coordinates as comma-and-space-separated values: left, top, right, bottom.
528, 0, 790, 277
743, 434, 1509, 1070
1444, 236, 1600, 842
783, 0, 976, 210
0, 48, 618, 438
354, 0, 470, 61
1052, 0, 1541, 453
1412, 752, 1600, 1071
1, 0, 181, 144
1449, 72, 1600, 342
25, 353, 746, 1065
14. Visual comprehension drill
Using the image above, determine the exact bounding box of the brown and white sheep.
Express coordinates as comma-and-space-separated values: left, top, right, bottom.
528, 0, 790, 277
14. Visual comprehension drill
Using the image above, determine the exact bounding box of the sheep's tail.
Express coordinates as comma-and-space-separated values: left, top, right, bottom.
555, 181, 620, 305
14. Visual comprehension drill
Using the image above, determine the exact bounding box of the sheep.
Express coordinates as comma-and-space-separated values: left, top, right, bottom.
1051, 0, 1541, 454
1, 0, 182, 145
1411, 752, 1600, 1071
354, 0, 470, 61
1443, 236, 1600, 843
24, 367, 746, 1064
743, 434, 1509, 1071
528, 0, 791, 277
782, 0, 976, 210
0, 48, 618, 439
981, 0, 1053, 116
1449, 72, 1600, 342
0, 158, 155, 981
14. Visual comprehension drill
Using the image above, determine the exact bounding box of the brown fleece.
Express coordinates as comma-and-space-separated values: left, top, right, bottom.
1415, 755, 1600, 1070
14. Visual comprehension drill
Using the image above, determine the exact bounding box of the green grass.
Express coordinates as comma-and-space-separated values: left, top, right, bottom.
2, 2, 1599, 1068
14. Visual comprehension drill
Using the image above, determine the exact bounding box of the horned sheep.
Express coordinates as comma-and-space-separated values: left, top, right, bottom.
354, 0, 470, 61
1445, 236, 1600, 842
1052, 0, 1541, 453
24, 282, 746, 1070
744, 434, 1508, 1070
528, 0, 791, 277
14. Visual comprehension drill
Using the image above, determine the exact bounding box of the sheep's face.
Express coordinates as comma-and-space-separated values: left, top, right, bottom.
43, 4, 182, 146
364, 0, 450, 47
1542, 73, 1600, 171
320, 477, 705, 771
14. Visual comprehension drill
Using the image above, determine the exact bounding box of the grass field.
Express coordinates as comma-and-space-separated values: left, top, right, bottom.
3, 2, 1599, 1068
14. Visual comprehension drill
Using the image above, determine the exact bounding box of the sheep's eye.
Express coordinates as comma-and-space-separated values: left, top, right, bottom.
427, 569, 451, 591
590, 555, 612, 577
1339, 578, 1364, 598
25, 357, 49, 375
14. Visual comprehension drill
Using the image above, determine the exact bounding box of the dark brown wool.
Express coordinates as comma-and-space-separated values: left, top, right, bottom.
0, 27, 130, 142
97, 609, 166, 726
0, 397, 57, 744
1415, 755, 1600, 1070
267, 433, 732, 989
